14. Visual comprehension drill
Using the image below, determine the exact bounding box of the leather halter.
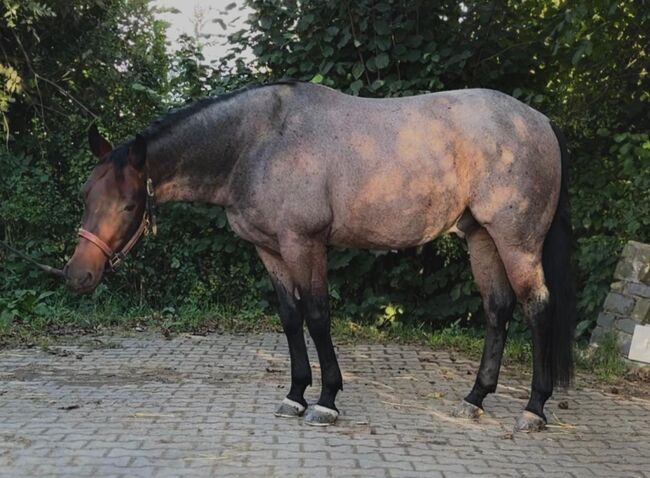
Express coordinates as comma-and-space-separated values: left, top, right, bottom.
78, 178, 157, 271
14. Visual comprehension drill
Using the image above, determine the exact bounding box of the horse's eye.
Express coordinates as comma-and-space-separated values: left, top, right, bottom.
124, 204, 136, 212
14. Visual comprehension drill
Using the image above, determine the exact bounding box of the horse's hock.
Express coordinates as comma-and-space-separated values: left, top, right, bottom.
591, 240, 650, 363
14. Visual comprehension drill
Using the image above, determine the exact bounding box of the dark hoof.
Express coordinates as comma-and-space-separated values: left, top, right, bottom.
451, 400, 484, 420
303, 405, 338, 427
274, 398, 306, 418
514, 410, 546, 432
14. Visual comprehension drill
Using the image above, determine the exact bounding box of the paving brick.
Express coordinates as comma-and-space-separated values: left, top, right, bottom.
0, 332, 648, 477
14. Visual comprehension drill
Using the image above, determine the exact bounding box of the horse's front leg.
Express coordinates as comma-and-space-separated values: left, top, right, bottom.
279, 234, 342, 426
256, 247, 312, 418
301, 288, 342, 426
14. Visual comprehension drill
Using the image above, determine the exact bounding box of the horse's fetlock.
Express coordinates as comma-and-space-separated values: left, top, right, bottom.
323, 369, 343, 391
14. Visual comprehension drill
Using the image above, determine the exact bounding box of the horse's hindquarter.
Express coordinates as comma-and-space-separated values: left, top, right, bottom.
323, 88, 560, 250
457, 91, 561, 253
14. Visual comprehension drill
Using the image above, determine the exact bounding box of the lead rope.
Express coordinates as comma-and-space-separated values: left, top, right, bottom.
0, 240, 65, 278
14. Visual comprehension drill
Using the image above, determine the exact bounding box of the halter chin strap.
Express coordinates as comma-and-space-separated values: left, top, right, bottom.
78, 178, 157, 271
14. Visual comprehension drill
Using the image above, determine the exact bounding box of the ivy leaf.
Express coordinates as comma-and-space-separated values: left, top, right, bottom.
259, 16, 272, 30
326, 26, 339, 36
572, 40, 593, 65
350, 80, 363, 95
352, 62, 365, 79
375, 52, 390, 70
374, 19, 389, 35
376, 36, 391, 51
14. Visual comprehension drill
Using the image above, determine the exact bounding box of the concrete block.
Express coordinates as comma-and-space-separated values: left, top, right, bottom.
622, 241, 650, 263
617, 318, 639, 335
628, 324, 650, 364
625, 282, 650, 299
603, 292, 635, 315
617, 332, 633, 356
590, 326, 606, 345
631, 298, 650, 324
596, 312, 616, 328
615, 243, 650, 282
614, 260, 635, 281
642, 266, 650, 285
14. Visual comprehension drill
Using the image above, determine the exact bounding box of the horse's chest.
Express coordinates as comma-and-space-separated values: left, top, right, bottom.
225, 209, 280, 252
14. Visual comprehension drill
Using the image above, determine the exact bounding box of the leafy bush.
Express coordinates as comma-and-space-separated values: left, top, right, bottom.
1, 0, 648, 338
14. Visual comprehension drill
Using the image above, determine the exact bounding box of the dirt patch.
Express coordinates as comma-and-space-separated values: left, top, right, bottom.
2, 364, 184, 387
0, 434, 32, 449
575, 367, 650, 400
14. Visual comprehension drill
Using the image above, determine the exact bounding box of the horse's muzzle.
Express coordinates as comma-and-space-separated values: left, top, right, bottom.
63, 262, 103, 294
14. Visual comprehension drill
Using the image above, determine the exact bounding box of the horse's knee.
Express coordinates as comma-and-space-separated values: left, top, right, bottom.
485, 294, 515, 328
280, 312, 302, 335
273, 281, 303, 333
301, 293, 331, 335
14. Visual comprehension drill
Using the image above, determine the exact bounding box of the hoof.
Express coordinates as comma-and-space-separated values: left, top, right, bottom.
274, 398, 306, 418
514, 410, 546, 432
451, 400, 484, 420
303, 405, 338, 427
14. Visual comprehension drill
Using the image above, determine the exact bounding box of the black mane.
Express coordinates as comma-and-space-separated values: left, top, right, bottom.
141, 80, 301, 140
104, 79, 302, 171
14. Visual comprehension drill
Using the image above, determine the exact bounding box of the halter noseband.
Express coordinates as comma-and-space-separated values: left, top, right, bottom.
78, 178, 157, 271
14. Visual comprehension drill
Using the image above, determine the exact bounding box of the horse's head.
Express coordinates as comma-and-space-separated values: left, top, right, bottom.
64, 126, 148, 293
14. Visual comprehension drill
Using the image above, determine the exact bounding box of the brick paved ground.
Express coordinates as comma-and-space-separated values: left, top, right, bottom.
0, 333, 649, 478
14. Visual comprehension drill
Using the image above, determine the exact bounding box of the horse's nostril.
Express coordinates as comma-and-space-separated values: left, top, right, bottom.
83, 271, 94, 285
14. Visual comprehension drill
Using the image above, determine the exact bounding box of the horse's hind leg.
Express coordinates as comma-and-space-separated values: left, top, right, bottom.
256, 246, 312, 418
491, 244, 552, 432
452, 227, 515, 420
278, 234, 343, 426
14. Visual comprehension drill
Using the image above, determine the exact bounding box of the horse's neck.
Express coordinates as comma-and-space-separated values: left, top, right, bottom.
145, 98, 250, 206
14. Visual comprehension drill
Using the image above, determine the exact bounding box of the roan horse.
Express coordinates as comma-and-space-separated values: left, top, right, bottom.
65, 81, 575, 431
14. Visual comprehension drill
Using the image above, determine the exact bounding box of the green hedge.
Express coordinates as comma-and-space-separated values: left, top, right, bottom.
1, 0, 648, 336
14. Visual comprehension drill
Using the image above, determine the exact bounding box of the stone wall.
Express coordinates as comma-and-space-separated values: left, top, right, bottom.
590, 241, 650, 356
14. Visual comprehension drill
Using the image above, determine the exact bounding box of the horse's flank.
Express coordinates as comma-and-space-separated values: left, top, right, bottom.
143, 81, 560, 255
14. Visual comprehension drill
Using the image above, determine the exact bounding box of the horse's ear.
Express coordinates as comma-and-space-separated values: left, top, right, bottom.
88, 124, 113, 159
128, 134, 147, 170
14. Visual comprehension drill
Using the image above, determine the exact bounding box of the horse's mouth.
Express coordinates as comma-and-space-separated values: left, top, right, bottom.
63, 265, 104, 295
68, 282, 100, 295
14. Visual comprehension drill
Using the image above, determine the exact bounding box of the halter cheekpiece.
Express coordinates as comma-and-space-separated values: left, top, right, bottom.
78, 177, 157, 270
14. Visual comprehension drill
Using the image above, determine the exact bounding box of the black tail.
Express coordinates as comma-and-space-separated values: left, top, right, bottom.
543, 122, 577, 388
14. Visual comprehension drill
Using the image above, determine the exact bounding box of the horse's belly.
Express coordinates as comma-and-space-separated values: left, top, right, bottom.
328, 202, 460, 249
